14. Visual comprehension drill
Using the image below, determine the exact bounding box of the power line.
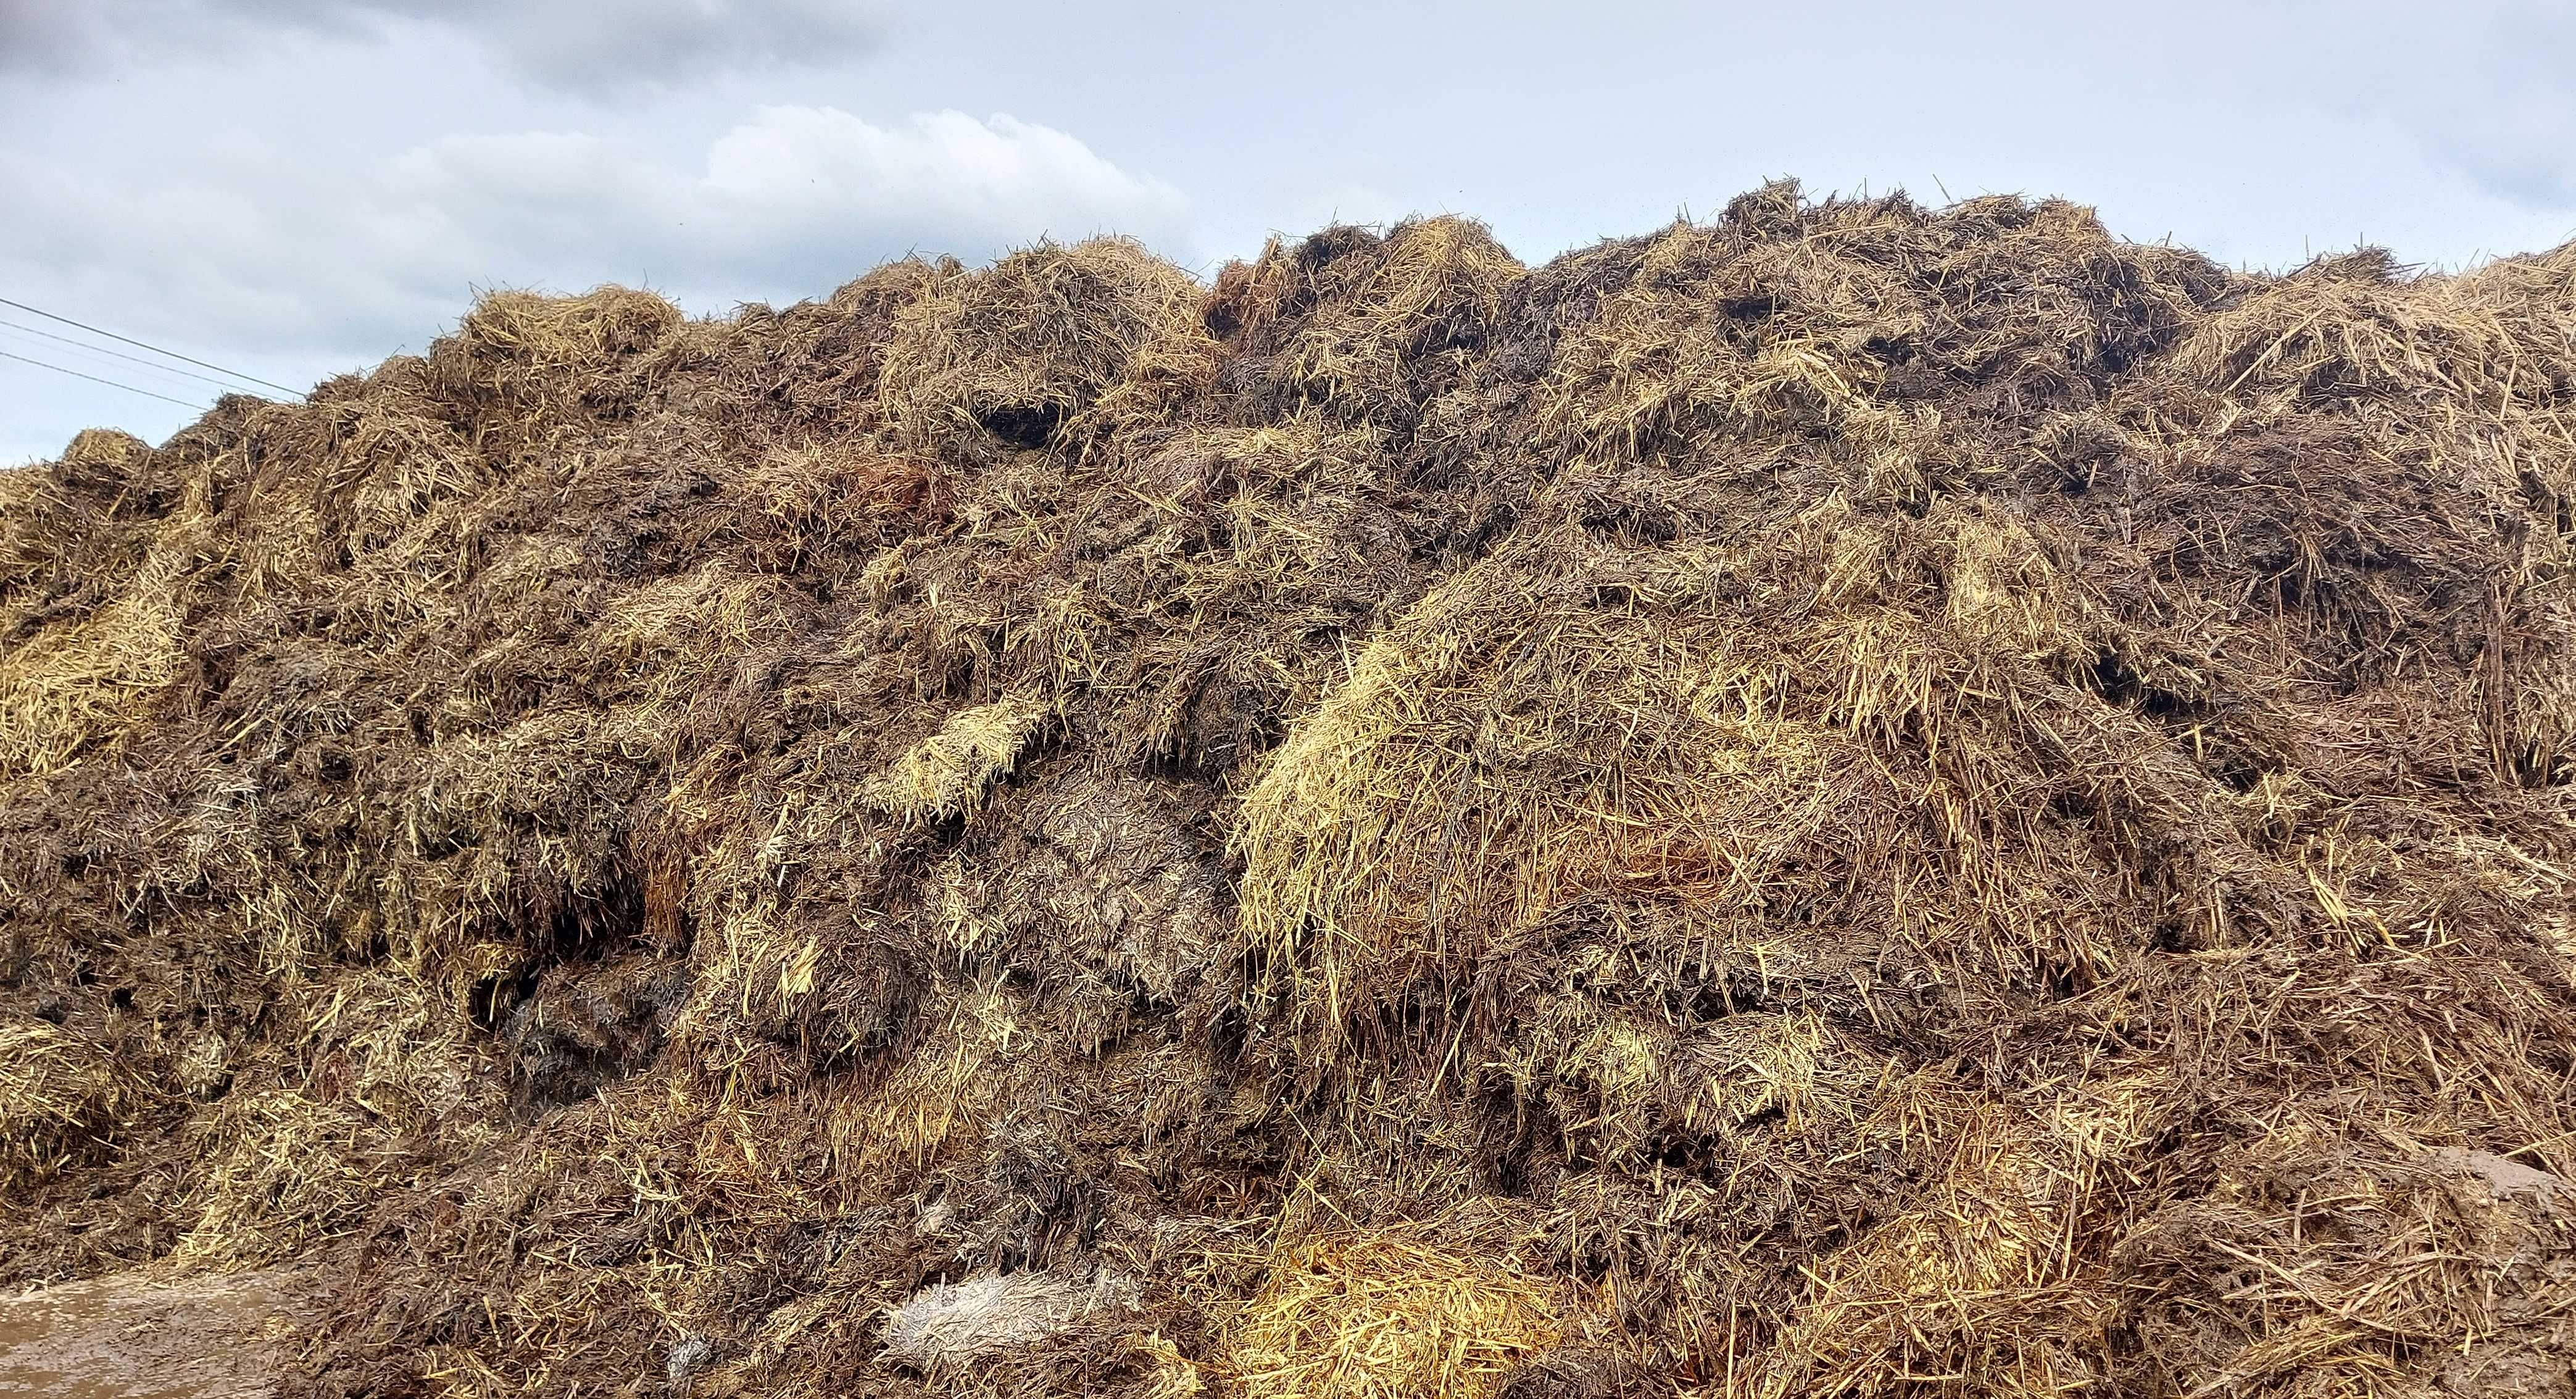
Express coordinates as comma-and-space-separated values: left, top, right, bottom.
0, 296, 302, 397
0, 349, 209, 410
0, 317, 262, 397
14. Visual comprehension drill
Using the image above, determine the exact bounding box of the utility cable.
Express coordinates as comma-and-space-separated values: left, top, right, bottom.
0, 296, 302, 397
0, 348, 208, 409
0, 317, 262, 397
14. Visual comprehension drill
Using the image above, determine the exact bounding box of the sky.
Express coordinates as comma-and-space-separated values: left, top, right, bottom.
5, 0, 2576, 465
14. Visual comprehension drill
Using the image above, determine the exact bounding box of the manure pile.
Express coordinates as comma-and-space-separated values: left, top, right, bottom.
5, 181, 2576, 1398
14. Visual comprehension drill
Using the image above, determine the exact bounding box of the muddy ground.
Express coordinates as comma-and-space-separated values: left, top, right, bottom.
0, 1269, 307, 1399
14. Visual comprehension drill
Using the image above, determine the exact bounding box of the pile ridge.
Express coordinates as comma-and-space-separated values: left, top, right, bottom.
5, 181, 2576, 1398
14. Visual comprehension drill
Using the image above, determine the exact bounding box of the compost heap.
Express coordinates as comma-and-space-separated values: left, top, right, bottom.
5, 181, 2576, 1399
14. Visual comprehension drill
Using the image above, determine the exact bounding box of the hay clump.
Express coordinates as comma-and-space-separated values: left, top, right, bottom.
868, 694, 1052, 823
1224, 1226, 1562, 1399
0, 1018, 138, 1187
1205, 216, 1526, 429
881, 238, 1207, 462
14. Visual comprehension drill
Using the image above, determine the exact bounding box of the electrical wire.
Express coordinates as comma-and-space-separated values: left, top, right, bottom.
0, 296, 301, 397
0, 317, 261, 397
0, 348, 209, 410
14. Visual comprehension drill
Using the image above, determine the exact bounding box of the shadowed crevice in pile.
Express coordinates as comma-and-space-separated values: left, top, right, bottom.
4, 183, 2576, 1398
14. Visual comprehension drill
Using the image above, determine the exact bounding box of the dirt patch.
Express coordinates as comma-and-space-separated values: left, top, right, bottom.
0, 1269, 309, 1399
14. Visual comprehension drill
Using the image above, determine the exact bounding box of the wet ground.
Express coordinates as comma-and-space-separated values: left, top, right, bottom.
0, 1269, 306, 1399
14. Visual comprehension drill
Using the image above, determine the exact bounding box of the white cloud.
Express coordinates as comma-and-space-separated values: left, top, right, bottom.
0, 107, 1194, 362
0, 0, 892, 91
412, 107, 1194, 268
2277, 0, 2576, 222
2408, 12, 2576, 210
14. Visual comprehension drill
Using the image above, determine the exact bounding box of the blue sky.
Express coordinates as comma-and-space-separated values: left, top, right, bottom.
6, 0, 2575, 465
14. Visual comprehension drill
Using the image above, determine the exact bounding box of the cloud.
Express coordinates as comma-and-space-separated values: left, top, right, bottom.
2282, 0, 2576, 217
0, 0, 892, 91
2406, 11, 2576, 209
0, 107, 1193, 363
395, 107, 1195, 291
0, 1, 99, 67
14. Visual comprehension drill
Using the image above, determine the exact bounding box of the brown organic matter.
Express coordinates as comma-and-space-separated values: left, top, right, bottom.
5, 184, 2576, 1398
